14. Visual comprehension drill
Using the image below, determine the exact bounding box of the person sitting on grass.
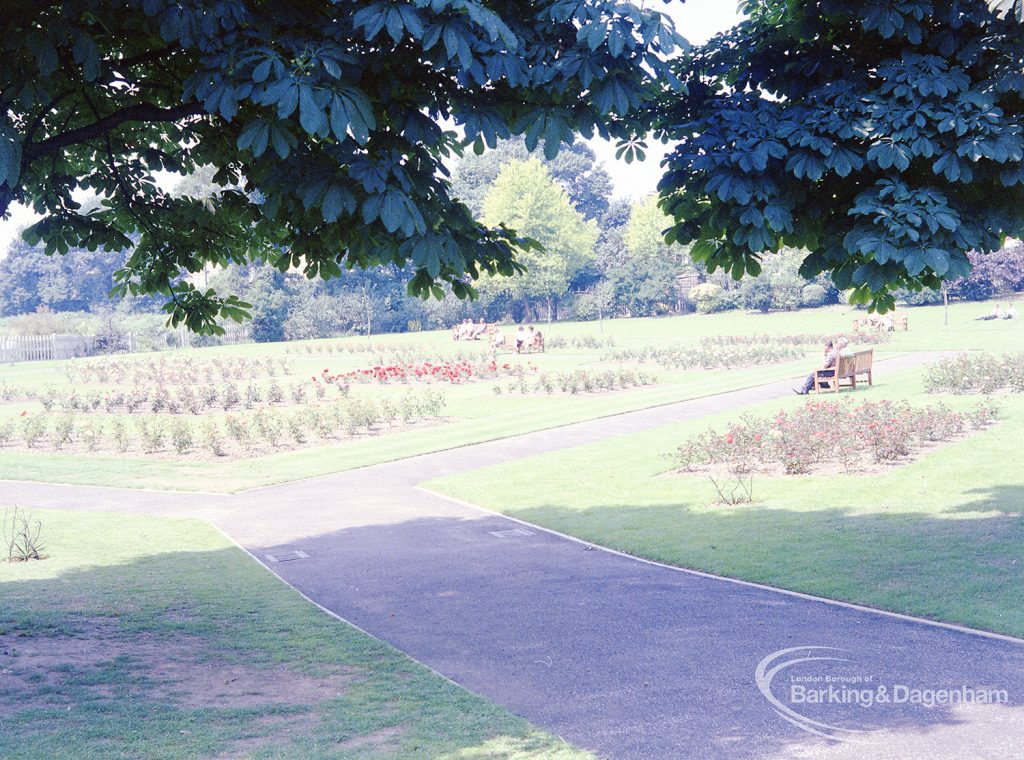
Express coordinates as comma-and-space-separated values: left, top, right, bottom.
794, 340, 838, 395
978, 304, 1004, 321
1003, 303, 1017, 320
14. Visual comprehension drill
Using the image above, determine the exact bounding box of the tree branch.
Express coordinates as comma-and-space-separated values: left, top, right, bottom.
23, 101, 204, 164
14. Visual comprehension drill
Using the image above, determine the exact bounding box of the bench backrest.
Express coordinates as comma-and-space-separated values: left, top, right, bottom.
835, 349, 873, 379
854, 349, 873, 372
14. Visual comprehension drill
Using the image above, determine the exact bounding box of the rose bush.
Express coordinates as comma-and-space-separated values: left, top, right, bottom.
675, 398, 998, 477
924, 353, 1024, 395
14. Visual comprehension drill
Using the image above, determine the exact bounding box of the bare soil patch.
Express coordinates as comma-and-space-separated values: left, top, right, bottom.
0, 629, 354, 717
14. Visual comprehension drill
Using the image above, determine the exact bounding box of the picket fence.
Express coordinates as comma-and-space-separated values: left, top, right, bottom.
0, 334, 97, 363
1, 324, 252, 363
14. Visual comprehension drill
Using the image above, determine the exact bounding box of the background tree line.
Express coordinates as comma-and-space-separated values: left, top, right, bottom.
3, 137, 1024, 343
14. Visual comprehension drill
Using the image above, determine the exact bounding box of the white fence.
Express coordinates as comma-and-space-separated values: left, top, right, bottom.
0, 334, 97, 363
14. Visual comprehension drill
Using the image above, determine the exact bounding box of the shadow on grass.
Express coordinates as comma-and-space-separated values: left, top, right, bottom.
245, 502, 1024, 760
0, 545, 586, 760
949, 484, 1024, 516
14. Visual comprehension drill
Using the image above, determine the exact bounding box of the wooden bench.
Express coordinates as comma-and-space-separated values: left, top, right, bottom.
814, 349, 873, 393
852, 315, 908, 332
492, 334, 545, 354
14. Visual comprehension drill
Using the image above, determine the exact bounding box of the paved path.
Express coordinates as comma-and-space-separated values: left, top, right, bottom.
4, 353, 1024, 759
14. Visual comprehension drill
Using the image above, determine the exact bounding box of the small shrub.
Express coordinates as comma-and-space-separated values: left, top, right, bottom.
224, 415, 252, 450
689, 283, 724, 314
245, 383, 262, 406
81, 419, 104, 451
21, 415, 48, 448
110, 418, 130, 453
52, 415, 77, 450
3, 506, 45, 562
0, 419, 14, 447
286, 414, 307, 444
267, 381, 284, 404
200, 421, 226, 456
136, 419, 167, 453
222, 383, 241, 409
801, 283, 827, 307
379, 397, 398, 425
170, 419, 194, 454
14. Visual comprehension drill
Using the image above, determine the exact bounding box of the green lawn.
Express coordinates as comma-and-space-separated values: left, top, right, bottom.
6, 305, 880, 491
0, 508, 589, 760
426, 363, 1024, 639
6, 299, 1020, 491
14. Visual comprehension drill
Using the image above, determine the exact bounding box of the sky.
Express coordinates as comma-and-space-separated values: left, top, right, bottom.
0, 1, 742, 255
590, 0, 746, 200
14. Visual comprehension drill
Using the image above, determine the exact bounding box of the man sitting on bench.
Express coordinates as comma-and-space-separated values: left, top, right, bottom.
794, 340, 838, 395
469, 317, 488, 339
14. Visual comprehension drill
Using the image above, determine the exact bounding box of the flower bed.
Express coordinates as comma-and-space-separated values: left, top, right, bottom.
924, 353, 1024, 394
0, 388, 448, 459
495, 368, 655, 395
320, 358, 536, 386
605, 342, 807, 369
700, 332, 890, 347
67, 356, 294, 385
674, 398, 999, 477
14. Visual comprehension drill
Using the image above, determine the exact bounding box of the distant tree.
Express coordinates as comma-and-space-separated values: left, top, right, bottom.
451, 137, 614, 221
605, 195, 691, 316
0, 235, 124, 315
481, 159, 598, 320
948, 243, 1024, 300
206, 264, 292, 342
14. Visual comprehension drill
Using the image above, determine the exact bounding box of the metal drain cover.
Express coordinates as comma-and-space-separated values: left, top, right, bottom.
265, 550, 309, 563
488, 528, 534, 539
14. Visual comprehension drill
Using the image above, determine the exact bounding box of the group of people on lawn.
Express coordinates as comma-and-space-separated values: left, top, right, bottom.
453, 318, 489, 340
488, 325, 543, 356
452, 319, 543, 355
978, 303, 1018, 321
858, 314, 896, 331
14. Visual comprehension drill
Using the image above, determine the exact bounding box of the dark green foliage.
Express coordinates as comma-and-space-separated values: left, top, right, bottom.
0, 0, 682, 333
656, 0, 1024, 312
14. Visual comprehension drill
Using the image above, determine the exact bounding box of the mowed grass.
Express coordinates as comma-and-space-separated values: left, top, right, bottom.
1, 299, 1018, 492
426, 361, 1024, 639
0, 508, 589, 760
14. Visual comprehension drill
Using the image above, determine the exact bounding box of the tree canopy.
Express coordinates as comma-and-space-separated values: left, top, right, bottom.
656, 0, 1024, 311
451, 136, 614, 222
4, 1, 1023, 326
0, 0, 681, 332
